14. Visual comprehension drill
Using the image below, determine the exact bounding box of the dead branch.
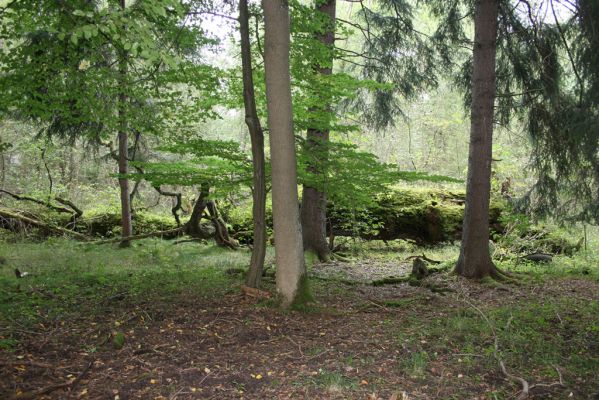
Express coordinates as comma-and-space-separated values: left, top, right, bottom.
460, 296, 530, 399
241, 285, 271, 299
0, 189, 74, 215
460, 296, 564, 399
10, 361, 92, 400
54, 197, 83, 218
0, 208, 89, 240
405, 253, 441, 264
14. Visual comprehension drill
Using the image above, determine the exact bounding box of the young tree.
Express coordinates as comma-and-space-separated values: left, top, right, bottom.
262, 0, 308, 306
239, 0, 267, 288
300, 0, 336, 262
455, 0, 501, 278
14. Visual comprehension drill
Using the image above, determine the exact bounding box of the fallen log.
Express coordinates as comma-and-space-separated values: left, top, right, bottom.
0, 208, 89, 240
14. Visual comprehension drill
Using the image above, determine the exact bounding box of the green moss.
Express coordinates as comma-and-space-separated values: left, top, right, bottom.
112, 331, 125, 349
304, 250, 319, 270
290, 274, 315, 311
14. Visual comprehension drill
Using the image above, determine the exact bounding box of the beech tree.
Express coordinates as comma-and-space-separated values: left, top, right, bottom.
455, 0, 501, 279
262, 0, 308, 306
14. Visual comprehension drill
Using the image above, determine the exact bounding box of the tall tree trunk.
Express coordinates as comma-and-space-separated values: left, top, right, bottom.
300, 0, 336, 262
117, 0, 132, 248
239, 0, 267, 288
455, 0, 500, 278
263, 0, 309, 307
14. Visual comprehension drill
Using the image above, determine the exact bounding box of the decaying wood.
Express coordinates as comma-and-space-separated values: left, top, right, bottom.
0, 208, 89, 240
241, 285, 271, 299
521, 252, 553, 263
406, 253, 441, 264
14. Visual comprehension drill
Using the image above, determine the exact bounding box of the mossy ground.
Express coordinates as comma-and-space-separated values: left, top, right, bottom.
1, 237, 598, 399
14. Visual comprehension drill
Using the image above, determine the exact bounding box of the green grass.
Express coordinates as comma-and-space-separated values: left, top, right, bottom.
0, 238, 255, 332
305, 370, 359, 392
394, 297, 599, 397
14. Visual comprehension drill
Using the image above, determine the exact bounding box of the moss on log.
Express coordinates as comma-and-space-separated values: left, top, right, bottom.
328, 188, 506, 244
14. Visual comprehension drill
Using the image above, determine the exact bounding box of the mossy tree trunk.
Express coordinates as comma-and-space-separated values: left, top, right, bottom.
455, 0, 501, 279
240, 0, 267, 288
263, 0, 308, 307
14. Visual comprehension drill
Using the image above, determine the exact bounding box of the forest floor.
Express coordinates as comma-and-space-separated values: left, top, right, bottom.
1, 239, 598, 399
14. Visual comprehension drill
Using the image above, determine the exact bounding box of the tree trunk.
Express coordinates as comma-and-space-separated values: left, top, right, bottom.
117, 0, 132, 248
455, 0, 500, 278
185, 183, 210, 237
300, 0, 336, 262
206, 200, 238, 249
239, 0, 267, 288
263, 0, 309, 307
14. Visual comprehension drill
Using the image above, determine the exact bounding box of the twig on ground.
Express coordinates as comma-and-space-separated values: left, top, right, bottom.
529, 365, 565, 391
460, 295, 530, 399
285, 335, 304, 357
10, 361, 93, 400
458, 294, 565, 399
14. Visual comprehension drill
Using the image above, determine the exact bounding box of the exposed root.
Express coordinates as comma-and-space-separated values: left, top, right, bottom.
405, 253, 441, 264
329, 252, 351, 262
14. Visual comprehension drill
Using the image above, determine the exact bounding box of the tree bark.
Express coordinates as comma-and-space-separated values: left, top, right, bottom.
185, 183, 210, 237
117, 0, 132, 248
239, 0, 267, 288
206, 200, 238, 250
263, 0, 308, 307
455, 0, 500, 278
300, 0, 336, 262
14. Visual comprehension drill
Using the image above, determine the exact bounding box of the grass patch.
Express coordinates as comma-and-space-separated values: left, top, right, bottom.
0, 239, 249, 334
306, 370, 358, 392
394, 296, 599, 396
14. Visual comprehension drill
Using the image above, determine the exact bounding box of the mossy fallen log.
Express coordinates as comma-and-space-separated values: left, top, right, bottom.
230, 188, 504, 245
328, 188, 505, 244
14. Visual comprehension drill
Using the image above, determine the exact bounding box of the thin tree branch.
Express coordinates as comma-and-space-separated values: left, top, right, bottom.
550, 0, 584, 105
